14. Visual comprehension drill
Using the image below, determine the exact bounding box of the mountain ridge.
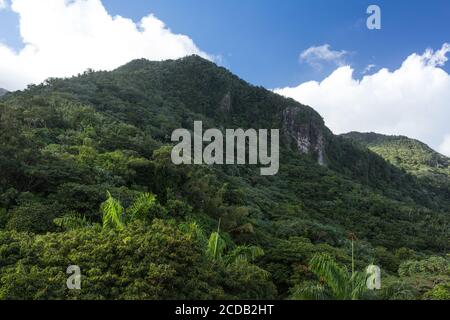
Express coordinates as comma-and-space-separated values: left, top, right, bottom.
342, 131, 449, 180
342, 131, 449, 169
4, 55, 450, 212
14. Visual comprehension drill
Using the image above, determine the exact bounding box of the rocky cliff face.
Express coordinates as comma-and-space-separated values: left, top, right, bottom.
113, 56, 331, 167
282, 106, 327, 166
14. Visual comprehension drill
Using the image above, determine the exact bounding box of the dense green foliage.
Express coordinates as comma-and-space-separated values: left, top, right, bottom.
291, 253, 369, 300
0, 220, 276, 300
342, 132, 449, 174
342, 132, 450, 202
0, 56, 448, 300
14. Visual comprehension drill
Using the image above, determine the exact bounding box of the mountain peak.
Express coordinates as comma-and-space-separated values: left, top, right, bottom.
116, 55, 215, 73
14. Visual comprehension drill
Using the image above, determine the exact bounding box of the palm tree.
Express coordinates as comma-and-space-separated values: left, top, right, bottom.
101, 191, 125, 230
101, 191, 156, 230
292, 253, 369, 300
126, 192, 157, 222
206, 219, 226, 260
206, 219, 265, 265
224, 245, 265, 265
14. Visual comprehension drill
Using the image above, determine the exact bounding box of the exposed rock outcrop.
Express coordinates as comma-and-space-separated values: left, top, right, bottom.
282, 106, 327, 166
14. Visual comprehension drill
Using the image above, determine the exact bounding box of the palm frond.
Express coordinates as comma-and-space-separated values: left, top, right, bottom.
206, 232, 226, 260
351, 271, 370, 300
226, 245, 265, 264
100, 191, 125, 230
179, 221, 207, 244
54, 213, 91, 231
292, 283, 331, 300
309, 253, 351, 299
127, 192, 156, 221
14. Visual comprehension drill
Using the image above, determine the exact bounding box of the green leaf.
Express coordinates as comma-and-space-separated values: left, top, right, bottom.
101, 191, 125, 231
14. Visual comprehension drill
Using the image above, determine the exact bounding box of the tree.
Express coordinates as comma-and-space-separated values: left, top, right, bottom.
206, 220, 266, 266
101, 191, 157, 230
424, 284, 450, 300
101, 191, 125, 230
292, 253, 368, 300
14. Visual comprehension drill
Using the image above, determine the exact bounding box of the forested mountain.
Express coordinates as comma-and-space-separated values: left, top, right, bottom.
0, 88, 8, 97
342, 132, 449, 174
0, 56, 448, 300
342, 132, 450, 209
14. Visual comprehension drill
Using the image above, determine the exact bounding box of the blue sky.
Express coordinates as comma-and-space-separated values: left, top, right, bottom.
1, 0, 449, 88
102, 0, 449, 87
0, 0, 449, 155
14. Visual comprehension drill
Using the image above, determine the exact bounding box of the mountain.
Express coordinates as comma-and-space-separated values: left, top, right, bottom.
0, 88, 8, 97
342, 132, 449, 173
0, 56, 448, 299
342, 132, 450, 199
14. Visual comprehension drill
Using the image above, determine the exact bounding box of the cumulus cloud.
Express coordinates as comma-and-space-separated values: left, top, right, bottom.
362, 64, 376, 75
0, 0, 211, 91
300, 44, 348, 69
0, 0, 7, 9
275, 44, 450, 157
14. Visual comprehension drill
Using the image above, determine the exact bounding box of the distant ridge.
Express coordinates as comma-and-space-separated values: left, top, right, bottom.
342, 132, 449, 172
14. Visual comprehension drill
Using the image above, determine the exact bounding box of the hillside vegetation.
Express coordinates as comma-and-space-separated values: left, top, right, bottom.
342, 132, 449, 174
0, 56, 448, 300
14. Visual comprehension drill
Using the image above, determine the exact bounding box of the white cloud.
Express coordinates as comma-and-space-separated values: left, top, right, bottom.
300, 44, 348, 69
0, 0, 7, 9
439, 135, 450, 157
362, 64, 376, 75
275, 44, 450, 157
0, 0, 211, 91
423, 43, 450, 67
